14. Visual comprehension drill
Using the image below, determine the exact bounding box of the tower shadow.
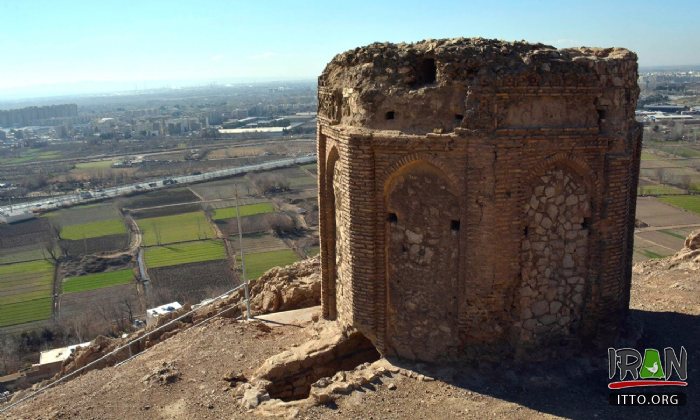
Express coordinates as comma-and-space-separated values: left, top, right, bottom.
387, 310, 698, 420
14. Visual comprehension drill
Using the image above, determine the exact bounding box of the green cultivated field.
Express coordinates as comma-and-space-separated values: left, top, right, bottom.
212, 202, 274, 220
305, 246, 320, 257
0, 298, 53, 327
0, 260, 55, 327
638, 184, 686, 196
138, 211, 215, 246
0, 260, 54, 304
241, 249, 299, 280
0, 246, 57, 265
659, 195, 700, 215
47, 202, 123, 225
61, 218, 127, 240
660, 229, 687, 240
300, 163, 317, 172
640, 151, 658, 161
74, 160, 115, 169
0, 149, 62, 165
63, 269, 134, 293
144, 240, 226, 268
640, 249, 664, 260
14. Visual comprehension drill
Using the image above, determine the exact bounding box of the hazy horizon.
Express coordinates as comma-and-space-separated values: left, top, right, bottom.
1, 0, 699, 100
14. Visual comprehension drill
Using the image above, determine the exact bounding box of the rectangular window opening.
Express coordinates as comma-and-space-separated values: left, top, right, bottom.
597, 109, 607, 124
582, 217, 591, 229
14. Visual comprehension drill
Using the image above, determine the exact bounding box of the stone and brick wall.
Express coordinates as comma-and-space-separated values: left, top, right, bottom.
317, 38, 641, 361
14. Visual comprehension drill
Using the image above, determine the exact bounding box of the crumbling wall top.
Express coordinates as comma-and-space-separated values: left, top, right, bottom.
318, 38, 638, 134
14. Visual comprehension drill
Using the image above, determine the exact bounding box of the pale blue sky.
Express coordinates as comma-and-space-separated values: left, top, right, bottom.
0, 0, 698, 98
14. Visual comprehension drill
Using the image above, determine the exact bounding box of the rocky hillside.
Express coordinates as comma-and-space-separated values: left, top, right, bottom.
2, 234, 698, 419
26, 256, 319, 383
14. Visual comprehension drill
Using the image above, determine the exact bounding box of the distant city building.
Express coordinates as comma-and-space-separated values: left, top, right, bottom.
218, 126, 286, 138
0, 104, 78, 127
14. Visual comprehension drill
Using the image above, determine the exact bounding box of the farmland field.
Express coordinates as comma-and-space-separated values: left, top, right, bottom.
130, 202, 202, 219
189, 176, 253, 201
122, 187, 199, 209
0, 298, 53, 327
63, 269, 134, 294
47, 202, 123, 226
60, 218, 127, 240
0, 260, 55, 327
300, 162, 317, 174
272, 167, 316, 188
59, 234, 129, 255
149, 260, 236, 307
240, 249, 299, 279
649, 142, 700, 159
230, 232, 288, 253
0, 218, 54, 249
305, 246, 320, 257
637, 182, 686, 196
144, 240, 226, 268
640, 151, 658, 161
138, 211, 215, 246
639, 249, 664, 259
635, 197, 700, 227
216, 213, 276, 235
59, 283, 142, 320
212, 202, 274, 220
206, 197, 269, 210
0, 244, 56, 264
0, 260, 55, 304
74, 160, 115, 169
658, 195, 700, 215
0, 149, 62, 165
207, 145, 266, 159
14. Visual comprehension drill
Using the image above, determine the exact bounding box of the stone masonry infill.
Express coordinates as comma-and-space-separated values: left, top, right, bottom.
333, 163, 351, 325
385, 168, 460, 361
518, 169, 590, 342
317, 38, 642, 361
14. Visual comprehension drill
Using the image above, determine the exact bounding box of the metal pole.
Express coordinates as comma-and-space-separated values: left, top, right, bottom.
234, 185, 251, 320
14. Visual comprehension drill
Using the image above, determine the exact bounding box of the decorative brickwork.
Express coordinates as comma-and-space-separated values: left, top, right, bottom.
317, 38, 641, 361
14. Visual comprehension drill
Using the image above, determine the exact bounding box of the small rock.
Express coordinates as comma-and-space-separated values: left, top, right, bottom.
532, 300, 548, 317
222, 371, 247, 387
387, 382, 397, 390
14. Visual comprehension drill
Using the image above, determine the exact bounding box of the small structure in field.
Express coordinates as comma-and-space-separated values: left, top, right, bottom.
146, 301, 182, 326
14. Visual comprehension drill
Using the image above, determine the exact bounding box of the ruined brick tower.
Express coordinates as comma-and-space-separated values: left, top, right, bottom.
317, 38, 641, 361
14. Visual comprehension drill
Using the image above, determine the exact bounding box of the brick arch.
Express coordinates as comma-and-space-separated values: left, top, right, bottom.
325, 145, 340, 184
526, 153, 599, 198
322, 145, 340, 320
380, 153, 460, 196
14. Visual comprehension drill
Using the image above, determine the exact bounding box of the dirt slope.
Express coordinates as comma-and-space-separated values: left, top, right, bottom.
3, 234, 699, 419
